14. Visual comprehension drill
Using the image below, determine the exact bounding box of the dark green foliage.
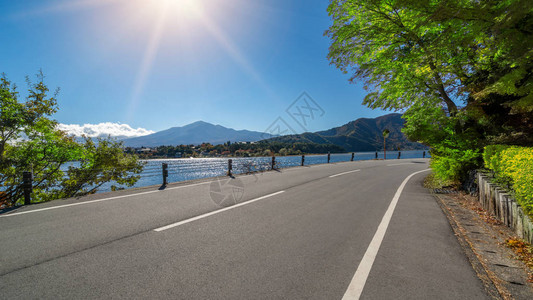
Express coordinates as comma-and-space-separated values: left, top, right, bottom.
127, 141, 345, 159
266, 113, 425, 151
57, 138, 143, 199
0, 73, 142, 206
326, 0, 533, 183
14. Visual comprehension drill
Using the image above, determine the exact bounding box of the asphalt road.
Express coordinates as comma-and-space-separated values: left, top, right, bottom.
0, 159, 490, 299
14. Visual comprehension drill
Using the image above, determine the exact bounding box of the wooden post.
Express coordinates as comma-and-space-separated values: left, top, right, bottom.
271, 156, 276, 170
351, 153, 354, 161
227, 159, 233, 176
301, 155, 305, 166
162, 163, 168, 185
23, 171, 32, 205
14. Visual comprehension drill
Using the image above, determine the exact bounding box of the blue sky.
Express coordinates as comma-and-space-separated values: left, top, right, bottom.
1, 0, 389, 136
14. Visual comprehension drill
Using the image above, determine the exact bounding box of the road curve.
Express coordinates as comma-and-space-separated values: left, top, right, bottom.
0, 159, 489, 299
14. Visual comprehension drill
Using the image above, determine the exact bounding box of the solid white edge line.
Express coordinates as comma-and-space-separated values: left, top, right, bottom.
342, 168, 431, 300
154, 190, 285, 232
0, 181, 212, 218
329, 170, 361, 178
0, 163, 330, 219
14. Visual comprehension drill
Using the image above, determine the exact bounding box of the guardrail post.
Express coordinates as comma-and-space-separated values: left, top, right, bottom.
227, 159, 232, 176
23, 171, 32, 205
271, 156, 276, 170
375, 151, 378, 159
398, 151, 401, 159
301, 155, 305, 166
327, 152, 331, 163
162, 163, 168, 185
351, 152, 354, 161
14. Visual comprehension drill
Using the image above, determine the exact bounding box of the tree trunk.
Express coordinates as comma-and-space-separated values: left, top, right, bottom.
384, 137, 387, 160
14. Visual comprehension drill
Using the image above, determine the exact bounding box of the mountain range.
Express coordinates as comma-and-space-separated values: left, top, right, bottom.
263, 113, 425, 151
121, 114, 425, 150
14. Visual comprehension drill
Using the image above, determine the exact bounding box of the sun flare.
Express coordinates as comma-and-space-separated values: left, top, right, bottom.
151, 0, 200, 16
15, 0, 268, 120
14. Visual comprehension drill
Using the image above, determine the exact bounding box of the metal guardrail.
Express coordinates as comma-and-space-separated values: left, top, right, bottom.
17, 151, 429, 205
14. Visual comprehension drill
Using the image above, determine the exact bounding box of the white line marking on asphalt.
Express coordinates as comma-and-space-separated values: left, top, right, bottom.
154, 191, 285, 232
342, 168, 431, 300
329, 170, 361, 178
165, 181, 211, 191
387, 162, 416, 166
0, 181, 212, 218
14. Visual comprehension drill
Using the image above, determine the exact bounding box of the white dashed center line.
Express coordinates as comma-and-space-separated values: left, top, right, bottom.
329, 170, 361, 178
154, 191, 285, 232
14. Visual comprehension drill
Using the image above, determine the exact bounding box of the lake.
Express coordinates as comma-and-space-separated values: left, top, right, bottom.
111, 150, 429, 192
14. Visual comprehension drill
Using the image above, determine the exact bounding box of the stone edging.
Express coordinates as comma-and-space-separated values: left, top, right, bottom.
478, 172, 533, 243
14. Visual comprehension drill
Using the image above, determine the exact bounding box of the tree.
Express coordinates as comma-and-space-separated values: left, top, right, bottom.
326, 0, 533, 181
279, 147, 289, 156
0, 72, 58, 160
327, 0, 532, 120
0, 73, 143, 206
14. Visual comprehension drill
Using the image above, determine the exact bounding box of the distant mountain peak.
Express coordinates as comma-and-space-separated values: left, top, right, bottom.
122, 121, 264, 147
188, 120, 210, 125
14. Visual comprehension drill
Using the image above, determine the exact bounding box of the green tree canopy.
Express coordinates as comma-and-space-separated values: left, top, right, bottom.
1, 73, 143, 206
326, 0, 533, 181
326, 0, 533, 142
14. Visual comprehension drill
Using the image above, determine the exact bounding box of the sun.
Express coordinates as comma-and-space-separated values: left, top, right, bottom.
17, 0, 266, 120
155, 0, 199, 15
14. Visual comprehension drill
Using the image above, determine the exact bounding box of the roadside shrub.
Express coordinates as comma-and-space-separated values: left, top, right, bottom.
482, 145, 510, 175
430, 147, 482, 183
403, 106, 485, 184
484, 145, 533, 214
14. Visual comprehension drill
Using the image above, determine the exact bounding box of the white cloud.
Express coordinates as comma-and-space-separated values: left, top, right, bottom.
58, 122, 154, 138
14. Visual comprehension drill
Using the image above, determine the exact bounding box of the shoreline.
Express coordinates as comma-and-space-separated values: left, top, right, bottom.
139, 149, 430, 161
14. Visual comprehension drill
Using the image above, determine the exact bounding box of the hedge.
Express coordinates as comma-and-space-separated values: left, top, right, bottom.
483, 145, 533, 215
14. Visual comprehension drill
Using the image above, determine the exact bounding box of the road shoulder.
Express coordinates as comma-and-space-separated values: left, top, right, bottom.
360, 172, 489, 299
433, 190, 533, 300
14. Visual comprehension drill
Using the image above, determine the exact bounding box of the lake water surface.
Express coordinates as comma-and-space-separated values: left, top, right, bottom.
111, 150, 429, 193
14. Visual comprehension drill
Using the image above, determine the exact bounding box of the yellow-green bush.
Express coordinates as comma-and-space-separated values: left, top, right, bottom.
431, 147, 481, 183
484, 145, 533, 214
